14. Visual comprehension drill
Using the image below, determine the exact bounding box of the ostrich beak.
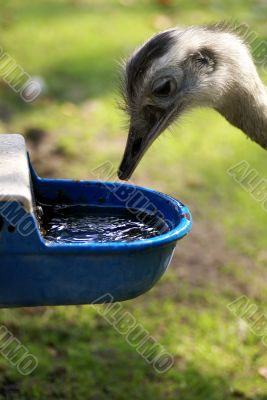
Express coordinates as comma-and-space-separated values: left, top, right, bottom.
118, 111, 174, 180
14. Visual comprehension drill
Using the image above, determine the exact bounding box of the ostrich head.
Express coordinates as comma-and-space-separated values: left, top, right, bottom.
118, 24, 267, 180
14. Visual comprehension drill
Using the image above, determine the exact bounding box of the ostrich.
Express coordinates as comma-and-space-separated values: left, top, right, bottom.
118, 23, 267, 180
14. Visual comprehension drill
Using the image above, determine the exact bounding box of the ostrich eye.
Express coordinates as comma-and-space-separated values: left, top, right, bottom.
152, 77, 177, 98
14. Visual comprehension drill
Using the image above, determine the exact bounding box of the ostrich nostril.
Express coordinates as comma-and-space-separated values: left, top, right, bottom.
131, 137, 143, 157
144, 105, 160, 126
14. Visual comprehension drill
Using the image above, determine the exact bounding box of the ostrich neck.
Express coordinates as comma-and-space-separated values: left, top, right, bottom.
218, 80, 267, 149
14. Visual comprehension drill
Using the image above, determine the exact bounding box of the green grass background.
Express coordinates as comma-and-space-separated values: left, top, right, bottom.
0, 1, 267, 399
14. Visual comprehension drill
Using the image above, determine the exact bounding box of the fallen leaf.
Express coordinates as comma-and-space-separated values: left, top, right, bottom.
258, 367, 267, 379
152, 14, 172, 30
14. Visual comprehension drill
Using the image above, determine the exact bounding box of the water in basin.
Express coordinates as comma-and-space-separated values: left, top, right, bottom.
38, 204, 169, 243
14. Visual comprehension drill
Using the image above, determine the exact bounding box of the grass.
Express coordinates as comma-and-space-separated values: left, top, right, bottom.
1, 1, 267, 399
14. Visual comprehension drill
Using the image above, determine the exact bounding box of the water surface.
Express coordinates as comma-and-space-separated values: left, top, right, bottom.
39, 204, 168, 244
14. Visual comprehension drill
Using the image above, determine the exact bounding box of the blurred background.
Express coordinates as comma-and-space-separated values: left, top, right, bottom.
0, 0, 267, 399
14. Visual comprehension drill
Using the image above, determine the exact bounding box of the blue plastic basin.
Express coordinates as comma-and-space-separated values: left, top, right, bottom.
0, 158, 192, 308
